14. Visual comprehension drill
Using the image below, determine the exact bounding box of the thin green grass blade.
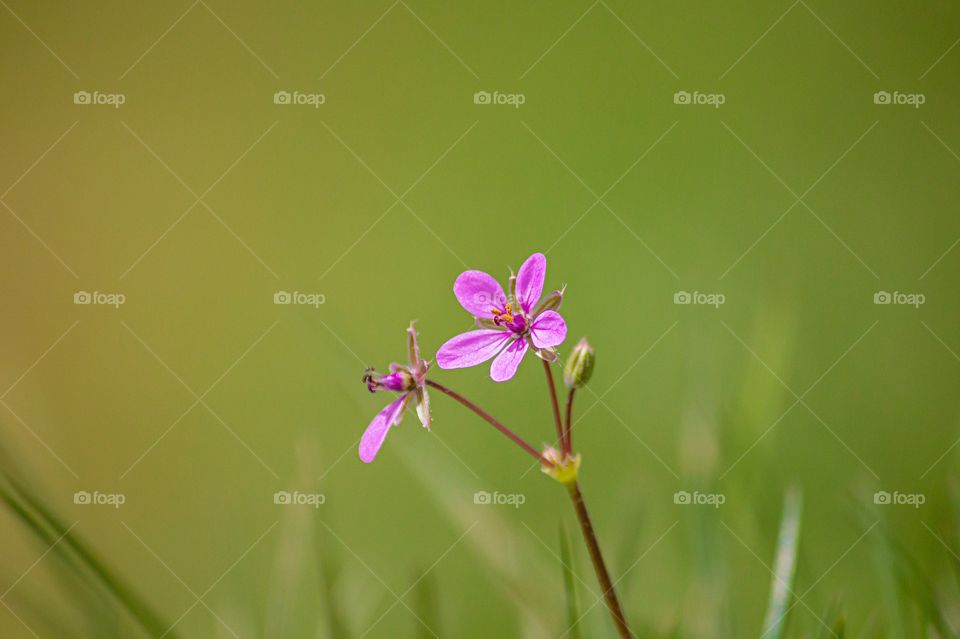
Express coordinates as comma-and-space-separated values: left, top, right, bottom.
880, 526, 953, 639
558, 524, 582, 639
0, 487, 124, 637
829, 612, 846, 639
868, 526, 908, 639
265, 504, 319, 639
951, 531, 960, 609
264, 442, 325, 639
316, 546, 351, 639
411, 567, 441, 639
815, 600, 844, 639
614, 496, 646, 602
760, 486, 802, 639
0, 472, 175, 638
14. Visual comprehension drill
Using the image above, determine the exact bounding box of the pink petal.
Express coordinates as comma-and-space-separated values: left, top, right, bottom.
359, 394, 408, 463
453, 271, 507, 318
490, 338, 528, 382
515, 253, 546, 313
436, 329, 511, 369
530, 310, 567, 348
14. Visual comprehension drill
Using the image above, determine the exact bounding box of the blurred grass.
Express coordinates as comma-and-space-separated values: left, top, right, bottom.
761, 487, 802, 639
3, 392, 960, 637
1, 1, 960, 637
558, 524, 582, 639
0, 455, 174, 638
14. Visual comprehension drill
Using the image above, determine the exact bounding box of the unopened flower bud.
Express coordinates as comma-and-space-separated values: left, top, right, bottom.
563, 337, 594, 389
532, 285, 565, 316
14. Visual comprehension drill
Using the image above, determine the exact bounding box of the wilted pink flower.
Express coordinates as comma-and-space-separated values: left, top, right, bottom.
436, 252, 567, 382
359, 323, 431, 463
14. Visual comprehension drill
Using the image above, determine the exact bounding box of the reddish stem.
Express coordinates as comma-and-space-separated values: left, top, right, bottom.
541, 360, 566, 452
564, 388, 576, 456
567, 481, 631, 639
425, 379, 549, 465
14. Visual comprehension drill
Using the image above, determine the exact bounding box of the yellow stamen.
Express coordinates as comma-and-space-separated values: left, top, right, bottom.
491, 303, 514, 324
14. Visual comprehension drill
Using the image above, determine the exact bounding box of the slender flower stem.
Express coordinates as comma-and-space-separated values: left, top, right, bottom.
425, 379, 550, 465
426, 377, 627, 636
564, 388, 576, 456
541, 359, 566, 451
567, 481, 631, 639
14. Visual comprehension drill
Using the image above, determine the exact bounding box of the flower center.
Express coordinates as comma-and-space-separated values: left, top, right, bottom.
491, 302, 513, 325
491, 303, 527, 334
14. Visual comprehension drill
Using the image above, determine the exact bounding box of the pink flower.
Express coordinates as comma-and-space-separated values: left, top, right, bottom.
359, 323, 431, 463
436, 252, 567, 382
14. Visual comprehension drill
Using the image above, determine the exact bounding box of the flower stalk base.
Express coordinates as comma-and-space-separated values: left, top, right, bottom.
566, 481, 631, 639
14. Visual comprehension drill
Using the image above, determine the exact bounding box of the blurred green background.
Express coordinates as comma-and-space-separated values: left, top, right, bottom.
1, 1, 959, 637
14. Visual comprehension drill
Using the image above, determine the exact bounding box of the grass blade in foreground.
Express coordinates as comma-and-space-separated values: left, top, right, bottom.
815, 602, 846, 639
411, 568, 442, 639
558, 524, 582, 639
0, 470, 176, 638
760, 486, 802, 639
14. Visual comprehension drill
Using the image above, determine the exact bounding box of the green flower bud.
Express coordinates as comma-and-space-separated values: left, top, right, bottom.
563, 337, 594, 389
532, 285, 565, 316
